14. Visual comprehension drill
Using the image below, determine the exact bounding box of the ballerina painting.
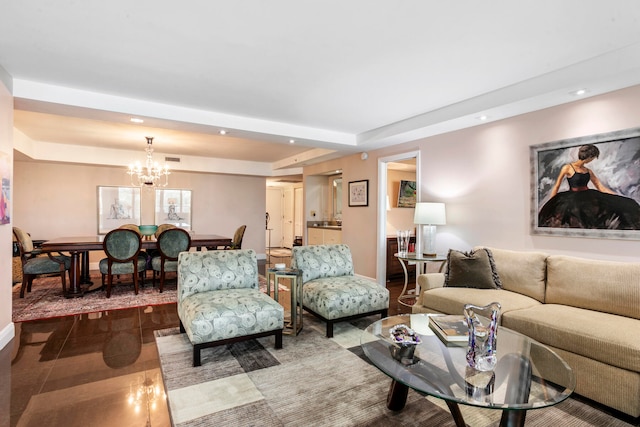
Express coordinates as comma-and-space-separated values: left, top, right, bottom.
532, 128, 640, 239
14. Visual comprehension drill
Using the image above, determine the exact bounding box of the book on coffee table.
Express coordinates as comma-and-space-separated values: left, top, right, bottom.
429, 315, 469, 344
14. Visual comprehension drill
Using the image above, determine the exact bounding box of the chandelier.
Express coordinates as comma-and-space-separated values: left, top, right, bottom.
127, 137, 170, 187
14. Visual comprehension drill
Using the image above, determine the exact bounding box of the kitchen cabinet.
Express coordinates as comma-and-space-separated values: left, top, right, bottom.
307, 227, 342, 245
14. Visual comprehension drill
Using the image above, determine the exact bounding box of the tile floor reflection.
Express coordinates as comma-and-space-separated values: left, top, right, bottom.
3, 277, 408, 427
5, 303, 179, 427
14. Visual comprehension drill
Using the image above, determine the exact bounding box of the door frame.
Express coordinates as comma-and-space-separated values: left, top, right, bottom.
376, 150, 421, 286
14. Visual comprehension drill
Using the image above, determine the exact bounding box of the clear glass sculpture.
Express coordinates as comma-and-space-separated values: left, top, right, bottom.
464, 302, 501, 371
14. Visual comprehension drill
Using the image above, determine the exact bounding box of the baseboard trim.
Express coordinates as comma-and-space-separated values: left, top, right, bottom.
0, 322, 15, 351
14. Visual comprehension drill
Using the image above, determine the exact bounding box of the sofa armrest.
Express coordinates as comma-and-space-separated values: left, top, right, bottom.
416, 273, 445, 306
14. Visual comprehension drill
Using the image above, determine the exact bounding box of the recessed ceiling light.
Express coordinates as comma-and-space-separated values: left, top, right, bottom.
130, 118, 144, 124
477, 115, 488, 121
219, 130, 227, 135
570, 88, 588, 96
289, 139, 295, 144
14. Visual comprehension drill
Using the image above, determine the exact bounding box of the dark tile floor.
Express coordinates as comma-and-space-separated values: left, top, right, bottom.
4, 271, 408, 427
6, 304, 179, 427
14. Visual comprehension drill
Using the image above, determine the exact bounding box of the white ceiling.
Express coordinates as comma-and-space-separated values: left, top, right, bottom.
2, 1, 640, 175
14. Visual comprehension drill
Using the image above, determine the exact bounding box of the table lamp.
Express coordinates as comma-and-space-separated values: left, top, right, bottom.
414, 202, 446, 257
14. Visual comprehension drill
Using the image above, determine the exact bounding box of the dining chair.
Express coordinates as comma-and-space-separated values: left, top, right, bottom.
119, 224, 141, 235
206, 224, 245, 251
13, 227, 71, 298
151, 227, 191, 292
99, 228, 146, 298
154, 223, 176, 238
227, 225, 246, 249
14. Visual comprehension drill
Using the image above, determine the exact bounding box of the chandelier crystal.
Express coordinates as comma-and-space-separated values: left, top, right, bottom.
127, 137, 170, 187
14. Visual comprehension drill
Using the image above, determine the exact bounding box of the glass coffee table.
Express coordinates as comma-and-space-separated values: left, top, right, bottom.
361, 314, 576, 427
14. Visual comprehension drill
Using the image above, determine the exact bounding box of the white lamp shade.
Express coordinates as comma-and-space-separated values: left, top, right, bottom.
414, 202, 446, 225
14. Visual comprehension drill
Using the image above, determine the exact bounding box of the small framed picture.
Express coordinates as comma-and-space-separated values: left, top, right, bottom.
348, 179, 369, 207
155, 188, 192, 230
97, 186, 141, 234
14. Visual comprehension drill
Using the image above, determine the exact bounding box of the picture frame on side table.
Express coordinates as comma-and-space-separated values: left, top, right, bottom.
97, 186, 141, 234
531, 126, 640, 240
155, 188, 192, 230
348, 179, 369, 207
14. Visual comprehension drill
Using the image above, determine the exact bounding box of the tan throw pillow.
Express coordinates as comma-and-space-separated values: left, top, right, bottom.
444, 248, 502, 289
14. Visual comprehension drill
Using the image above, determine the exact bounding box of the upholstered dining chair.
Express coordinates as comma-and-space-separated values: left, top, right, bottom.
119, 224, 141, 235
206, 224, 246, 251
226, 225, 246, 249
154, 223, 176, 238
151, 227, 191, 292
13, 227, 71, 298
99, 228, 146, 298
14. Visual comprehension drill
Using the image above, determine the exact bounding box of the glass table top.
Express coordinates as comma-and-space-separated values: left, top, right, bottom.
361, 314, 576, 411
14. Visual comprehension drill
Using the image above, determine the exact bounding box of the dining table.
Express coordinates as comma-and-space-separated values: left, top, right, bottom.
40, 234, 232, 298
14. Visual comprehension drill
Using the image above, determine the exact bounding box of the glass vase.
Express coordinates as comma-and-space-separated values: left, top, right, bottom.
396, 230, 411, 256
464, 302, 501, 371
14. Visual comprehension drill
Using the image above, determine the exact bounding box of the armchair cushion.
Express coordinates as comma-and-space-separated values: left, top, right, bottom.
178, 250, 258, 300
291, 244, 354, 283
302, 275, 389, 321
179, 288, 283, 344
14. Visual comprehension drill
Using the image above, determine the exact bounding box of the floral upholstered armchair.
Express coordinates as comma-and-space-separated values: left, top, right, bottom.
177, 249, 284, 366
291, 244, 389, 337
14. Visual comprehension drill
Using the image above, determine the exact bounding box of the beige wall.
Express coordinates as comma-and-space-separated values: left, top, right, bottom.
12, 162, 267, 264
0, 67, 13, 351
304, 85, 640, 281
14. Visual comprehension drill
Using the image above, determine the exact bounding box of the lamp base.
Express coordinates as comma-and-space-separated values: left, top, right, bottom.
422, 252, 438, 257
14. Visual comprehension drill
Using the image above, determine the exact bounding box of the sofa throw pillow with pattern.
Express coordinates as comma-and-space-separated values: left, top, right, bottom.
444, 248, 502, 289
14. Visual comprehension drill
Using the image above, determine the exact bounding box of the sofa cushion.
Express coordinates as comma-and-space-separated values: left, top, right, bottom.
502, 304, 640, 373
545, 255, 640, 320
302, 276, 389, 320
417, 287, 541, 319
291, 244, 354, 283
478, 247, 548, 302
444, 248, 502, 289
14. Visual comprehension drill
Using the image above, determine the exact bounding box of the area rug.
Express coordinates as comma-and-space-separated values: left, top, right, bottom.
155, 314, 635, 427
268, 248, 292, 259
12, 273, 278, 323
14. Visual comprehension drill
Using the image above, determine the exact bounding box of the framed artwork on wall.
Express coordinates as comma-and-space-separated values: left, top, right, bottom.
0, 151, 10, 225
97, 186, 141, 234
530, 126, 640, 240
155, 188, 192, 230
348, 179, 369, 207
397, 180, 417, 208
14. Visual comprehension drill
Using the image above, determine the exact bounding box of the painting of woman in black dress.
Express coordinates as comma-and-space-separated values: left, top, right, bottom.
536, 137, 640, 232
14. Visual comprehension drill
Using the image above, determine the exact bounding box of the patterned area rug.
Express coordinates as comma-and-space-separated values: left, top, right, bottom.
12, 272, 275, 323
155, 314, 636, 427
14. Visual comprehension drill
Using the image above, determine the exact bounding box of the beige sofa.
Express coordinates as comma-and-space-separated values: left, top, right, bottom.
412, 247, 640, 417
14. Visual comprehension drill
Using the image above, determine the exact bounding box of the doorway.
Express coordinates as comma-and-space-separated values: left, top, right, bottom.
376, 151, 420, 286
266, 183, 304, 250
